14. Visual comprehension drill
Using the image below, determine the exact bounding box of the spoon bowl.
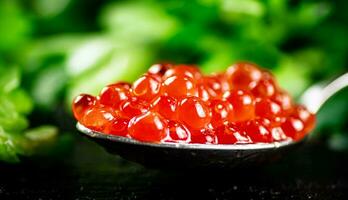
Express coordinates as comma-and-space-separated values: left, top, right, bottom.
77, 123, 304, 169
76, 72, 348, 169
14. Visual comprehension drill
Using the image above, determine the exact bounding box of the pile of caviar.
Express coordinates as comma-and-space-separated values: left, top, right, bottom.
72, 62, 315, 144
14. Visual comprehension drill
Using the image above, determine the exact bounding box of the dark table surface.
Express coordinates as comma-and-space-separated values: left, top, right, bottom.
1, 135, 348, 200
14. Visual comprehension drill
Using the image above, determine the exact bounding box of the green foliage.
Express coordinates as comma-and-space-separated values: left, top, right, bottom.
0, 66, 58, 162
1, 0, 348, 162
0, 0, 32, 52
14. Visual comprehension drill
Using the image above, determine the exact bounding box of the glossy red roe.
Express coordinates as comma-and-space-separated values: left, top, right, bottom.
251, 77, 276, 98
196, 83, 211, 101
152, 95, 178, 120
148, 63, 173, 76
132, 74, 160, 101
273, 90, 293, 112
119, 97, 149, 119
270, 126, 287, 141
200, 75, 225, 99
80, 107, 115, 131
209, 99, 234, 128
226, 62, 262, 89
190, 128, 218, 144
164, 121, 191, 143
72, 94, 97, 121
73, 62, 316, 145
99, 83, 131, 108
128, 112, 167, 143
214, 73, 230, 92
216, 123, 252, 144
161, 75, 196, 98
255, 99, 282, 119
281, 117, 305, 141
177, 96, 211, 130
103, 118, 129, 137
244, 120, 273, 143
293, 105, 316, 134
223, 89, 255, 122
163, 64, 202, 79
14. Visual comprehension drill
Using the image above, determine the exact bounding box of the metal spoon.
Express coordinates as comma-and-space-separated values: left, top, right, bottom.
76, 73, 348, 169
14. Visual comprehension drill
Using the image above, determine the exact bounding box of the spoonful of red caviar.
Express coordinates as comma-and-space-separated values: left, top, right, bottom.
73, 62, 348, 168
73, 62, 315, 144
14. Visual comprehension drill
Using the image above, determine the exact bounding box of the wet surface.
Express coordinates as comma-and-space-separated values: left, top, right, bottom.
0, 136, 348, 200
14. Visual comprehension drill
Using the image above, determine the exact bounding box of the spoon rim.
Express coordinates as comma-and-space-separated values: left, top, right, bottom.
77, 123, 298, 150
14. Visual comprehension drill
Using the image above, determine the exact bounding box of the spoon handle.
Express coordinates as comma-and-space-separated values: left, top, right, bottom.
301, 73, 348, 114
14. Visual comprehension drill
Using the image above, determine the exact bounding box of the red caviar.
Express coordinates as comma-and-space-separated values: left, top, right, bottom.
132, 74, 160, 101
151, 96, 178, 120
99, 83, 131, 108
177, 96, 211, 130
223, 89, 255, 122
161, 75, 196, 98
73, 62, 316, 144
128, 112, 167, 142
72, 94, 97, 121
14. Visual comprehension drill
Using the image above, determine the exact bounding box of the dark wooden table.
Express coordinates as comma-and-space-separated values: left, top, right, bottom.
1, 136, 348, 200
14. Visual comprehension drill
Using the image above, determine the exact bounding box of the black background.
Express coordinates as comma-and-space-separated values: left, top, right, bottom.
1, 137, 348, 200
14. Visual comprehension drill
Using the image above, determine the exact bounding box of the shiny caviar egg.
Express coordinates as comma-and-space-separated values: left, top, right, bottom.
103, 118, 129, 136
214, 73, 230, 92
281, 117, 305, 141
99, 83, 131, 108
164, 121, 191, 143
80, 107, 115, 131
244, 120, 273, 143
73, 62, 316, 145
273, 90, 293, 112
216, 123, 252, 144
161, 75, 196, 98
251, 78, 276, 98
255, 99, 282, 119
209, 99, 234, 128
223, 89, 255, 122
190, 128, 218, 144
151, 95, 178, 120
148, 63, 173, 76
293, 105, 316, 134
128, 112, 167, 143
177, 96, 211, 130
119, 97, 149, 119
226, 62, 262, 89
163, 64, 202, 79
132, 74, 160, 101
72, 94, 97, 121
201, 75, 225, 99
196, 83, 212, 102
270, 126, 287, 141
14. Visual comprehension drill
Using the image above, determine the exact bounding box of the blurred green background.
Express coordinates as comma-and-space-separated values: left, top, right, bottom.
0, 0, 348, 163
